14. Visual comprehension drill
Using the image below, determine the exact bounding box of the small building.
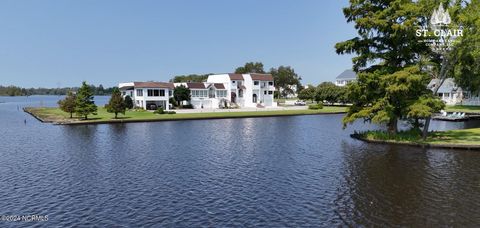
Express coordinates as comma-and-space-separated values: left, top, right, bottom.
118, 81, 174, 110
335, 69, 357, 87
428, 78, 465, 105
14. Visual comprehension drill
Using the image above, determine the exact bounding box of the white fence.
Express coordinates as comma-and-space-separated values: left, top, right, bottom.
457, 97, 480, 106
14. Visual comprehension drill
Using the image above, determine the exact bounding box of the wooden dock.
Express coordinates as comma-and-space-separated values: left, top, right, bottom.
432, 114, 480, 121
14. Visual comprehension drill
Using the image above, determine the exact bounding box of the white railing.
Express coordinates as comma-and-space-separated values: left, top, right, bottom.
455, 97, 480, 106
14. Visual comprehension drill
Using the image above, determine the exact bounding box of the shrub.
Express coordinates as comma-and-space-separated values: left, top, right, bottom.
154, 108, 176, 115
154, 107, 164, 114
133, 107, 145, 112
361, 129, 422, 142
182, 104, 194, 109
169, 97, 178, 107
124, 95, 134, 109
308, 103, 324, 110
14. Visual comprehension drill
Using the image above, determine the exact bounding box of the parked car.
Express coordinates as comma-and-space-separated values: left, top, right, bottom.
294, 100, 306, 106
148, 104, 157, 110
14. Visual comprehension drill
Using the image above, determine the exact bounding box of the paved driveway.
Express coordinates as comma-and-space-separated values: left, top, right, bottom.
174, 105, 308, 114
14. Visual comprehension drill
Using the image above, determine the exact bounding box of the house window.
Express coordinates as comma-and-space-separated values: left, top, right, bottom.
268, 91, 273, 95
254, 81, 259, 85
268, 81, 273, 86
136, 89, 143, 97
169, 90, 172, 96
216, 90, 227, 97
444, 93, 450, 98
262, 82, 266, 87
122, 91, 126, 95
147, 89, 154, 96
191, 90, 207, 98
264, 91, 267, 95
232, 81, 236, 83
239, 90, 243, 98
146, 89, 165, 97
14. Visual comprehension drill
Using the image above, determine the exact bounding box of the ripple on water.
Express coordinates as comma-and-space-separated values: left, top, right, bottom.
0, 99, 480, 226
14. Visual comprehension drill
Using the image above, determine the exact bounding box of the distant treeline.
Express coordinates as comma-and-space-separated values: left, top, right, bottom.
0, 85, 117, 96
169, 74, 211, 83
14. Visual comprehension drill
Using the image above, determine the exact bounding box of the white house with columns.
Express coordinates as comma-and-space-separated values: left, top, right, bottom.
427, 78, 480, 106
173, 82, 228, 109
119, 73, 276, 110
172, 73, 276, 109
118, 81, 174, 110
204, 73, 276, 108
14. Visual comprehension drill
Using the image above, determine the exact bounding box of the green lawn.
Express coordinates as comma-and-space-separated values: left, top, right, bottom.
25, 106, 347, 124
445, 105, 480, 113
360, 128, 480, 146
427, 128, 480, 145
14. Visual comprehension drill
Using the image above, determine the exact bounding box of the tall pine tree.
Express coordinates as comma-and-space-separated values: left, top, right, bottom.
75, 81, 97, 120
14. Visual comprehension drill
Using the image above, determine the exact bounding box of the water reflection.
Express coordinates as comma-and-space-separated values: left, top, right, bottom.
1, 96, 480, 226
337, 141, 480, 226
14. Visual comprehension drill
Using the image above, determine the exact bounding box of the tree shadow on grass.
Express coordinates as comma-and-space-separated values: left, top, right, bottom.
111, 116, 132, 120
81, 117, 103, 121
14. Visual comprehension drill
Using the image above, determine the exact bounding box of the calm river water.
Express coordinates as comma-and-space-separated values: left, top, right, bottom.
1, 96, 480, 227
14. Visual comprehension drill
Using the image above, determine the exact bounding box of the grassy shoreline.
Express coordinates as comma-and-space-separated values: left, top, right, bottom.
353, 129, 480, 150
445, 105, 480, 113
24, 106, 347, 125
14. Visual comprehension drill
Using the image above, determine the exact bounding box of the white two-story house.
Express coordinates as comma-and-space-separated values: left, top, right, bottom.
119, 81, 174, 110
206, 73, 276, 108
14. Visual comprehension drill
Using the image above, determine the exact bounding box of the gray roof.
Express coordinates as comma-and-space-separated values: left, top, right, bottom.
428, 78, 462, 93
336, 69, 357, 79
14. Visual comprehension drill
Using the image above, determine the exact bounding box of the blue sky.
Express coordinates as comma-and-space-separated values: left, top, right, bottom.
0, 0, 356, 88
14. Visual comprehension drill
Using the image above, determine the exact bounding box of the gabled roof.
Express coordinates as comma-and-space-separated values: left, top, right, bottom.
228, 73, 244, 80
336, 70, 357, 80
428, 78, 461, 93
134, 82, 174, 89
212, 83, 225, 89
205, 83, 226, 90
119, 86, 134, 90
250, 73, 273, 81
186, 82, 206, 89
